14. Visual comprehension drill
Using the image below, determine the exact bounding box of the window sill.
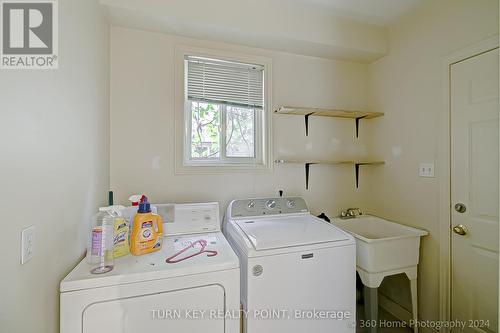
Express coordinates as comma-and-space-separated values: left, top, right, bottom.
174, 162, 273, 175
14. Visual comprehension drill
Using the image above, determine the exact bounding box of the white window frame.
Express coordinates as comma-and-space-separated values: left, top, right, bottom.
174, 45, 272, 174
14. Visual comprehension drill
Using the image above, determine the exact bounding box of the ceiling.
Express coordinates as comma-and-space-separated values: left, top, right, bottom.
292, 0, 422, 25
102, 0, 424, 62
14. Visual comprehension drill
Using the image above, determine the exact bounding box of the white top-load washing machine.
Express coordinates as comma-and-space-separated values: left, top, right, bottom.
61, 202, 240, 333
224, 197, 356, 333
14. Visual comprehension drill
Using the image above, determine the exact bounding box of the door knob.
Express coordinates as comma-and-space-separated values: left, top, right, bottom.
453, 224, 467, 236
454, 203, 466, 213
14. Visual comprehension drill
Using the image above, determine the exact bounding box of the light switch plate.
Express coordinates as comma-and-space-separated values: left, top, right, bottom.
419, 162, 435, 178
21, 225, 35, 265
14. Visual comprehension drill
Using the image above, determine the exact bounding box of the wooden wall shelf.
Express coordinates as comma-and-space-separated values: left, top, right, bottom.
275, 159, 385, 189
274, 106, 384, 137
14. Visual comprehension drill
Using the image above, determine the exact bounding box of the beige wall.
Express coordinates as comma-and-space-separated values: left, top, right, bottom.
0, 1, 109, 332
366, 0, 498, 323
110, 27, 375, 219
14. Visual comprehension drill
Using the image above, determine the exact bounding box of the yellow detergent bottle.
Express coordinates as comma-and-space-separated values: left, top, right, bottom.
130, 196, 163, 256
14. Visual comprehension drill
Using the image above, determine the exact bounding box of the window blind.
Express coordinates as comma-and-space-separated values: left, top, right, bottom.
186, 56, 264, 109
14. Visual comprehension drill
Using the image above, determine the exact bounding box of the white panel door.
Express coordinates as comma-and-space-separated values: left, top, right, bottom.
451, 48, 499, 333
83, 285, 225, 333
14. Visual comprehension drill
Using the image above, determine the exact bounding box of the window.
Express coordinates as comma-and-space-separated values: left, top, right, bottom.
183, 55, 266, 167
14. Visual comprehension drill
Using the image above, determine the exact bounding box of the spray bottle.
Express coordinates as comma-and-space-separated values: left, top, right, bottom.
87, 206, 121, 274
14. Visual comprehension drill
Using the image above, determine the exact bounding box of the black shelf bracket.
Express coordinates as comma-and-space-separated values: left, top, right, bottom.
304, 162, 317, 190
304, 113, 314, 136
354, 163, 370, 188
305, 163, 311, 189
355, 116, 367, 138
355, 163, 360, 188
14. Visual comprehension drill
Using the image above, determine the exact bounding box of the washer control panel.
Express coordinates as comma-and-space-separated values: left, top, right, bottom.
230, 197, 308, 218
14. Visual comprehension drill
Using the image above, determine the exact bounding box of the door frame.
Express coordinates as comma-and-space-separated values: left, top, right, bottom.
438, 35, 499, 328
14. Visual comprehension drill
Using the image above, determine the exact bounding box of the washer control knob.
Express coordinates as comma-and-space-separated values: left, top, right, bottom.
266, 200, 277, 210
287, 199, 295, 208
247, 201, 255, 209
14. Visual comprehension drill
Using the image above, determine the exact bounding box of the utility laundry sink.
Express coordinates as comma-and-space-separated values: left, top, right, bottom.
332, 215, 428, 333
332, 215, 428, 275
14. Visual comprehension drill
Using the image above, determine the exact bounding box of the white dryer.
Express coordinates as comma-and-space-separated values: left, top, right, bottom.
223, 197, 356, 333
61, 202, 240, 333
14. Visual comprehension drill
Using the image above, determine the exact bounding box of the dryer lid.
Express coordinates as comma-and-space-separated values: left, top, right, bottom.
236, 215, 349, 250
60, 232, 239, 292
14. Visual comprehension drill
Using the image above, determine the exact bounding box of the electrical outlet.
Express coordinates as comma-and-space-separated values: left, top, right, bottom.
419, 162, 435, 178
21, 226, 35, 265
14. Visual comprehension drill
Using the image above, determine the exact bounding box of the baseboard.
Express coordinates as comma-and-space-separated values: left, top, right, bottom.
379, 293, 439, 333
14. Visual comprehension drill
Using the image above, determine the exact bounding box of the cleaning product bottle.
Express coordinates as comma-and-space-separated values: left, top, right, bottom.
111, 206, 130, 258
87, 207, 116, 274
121, 194, 143, 231
130, 196, 164, 256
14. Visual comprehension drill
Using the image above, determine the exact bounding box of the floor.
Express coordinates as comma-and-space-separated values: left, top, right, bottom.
356, 303, 413, 333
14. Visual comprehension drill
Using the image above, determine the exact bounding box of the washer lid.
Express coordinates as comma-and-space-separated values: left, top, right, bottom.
236, 215, 349, 250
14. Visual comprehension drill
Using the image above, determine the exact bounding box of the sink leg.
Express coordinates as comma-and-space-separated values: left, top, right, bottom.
409, 278, 418, 333
363, 286, 378, 333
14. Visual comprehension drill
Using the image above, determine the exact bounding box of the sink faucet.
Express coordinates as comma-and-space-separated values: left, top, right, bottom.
340, 208, 363, 219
